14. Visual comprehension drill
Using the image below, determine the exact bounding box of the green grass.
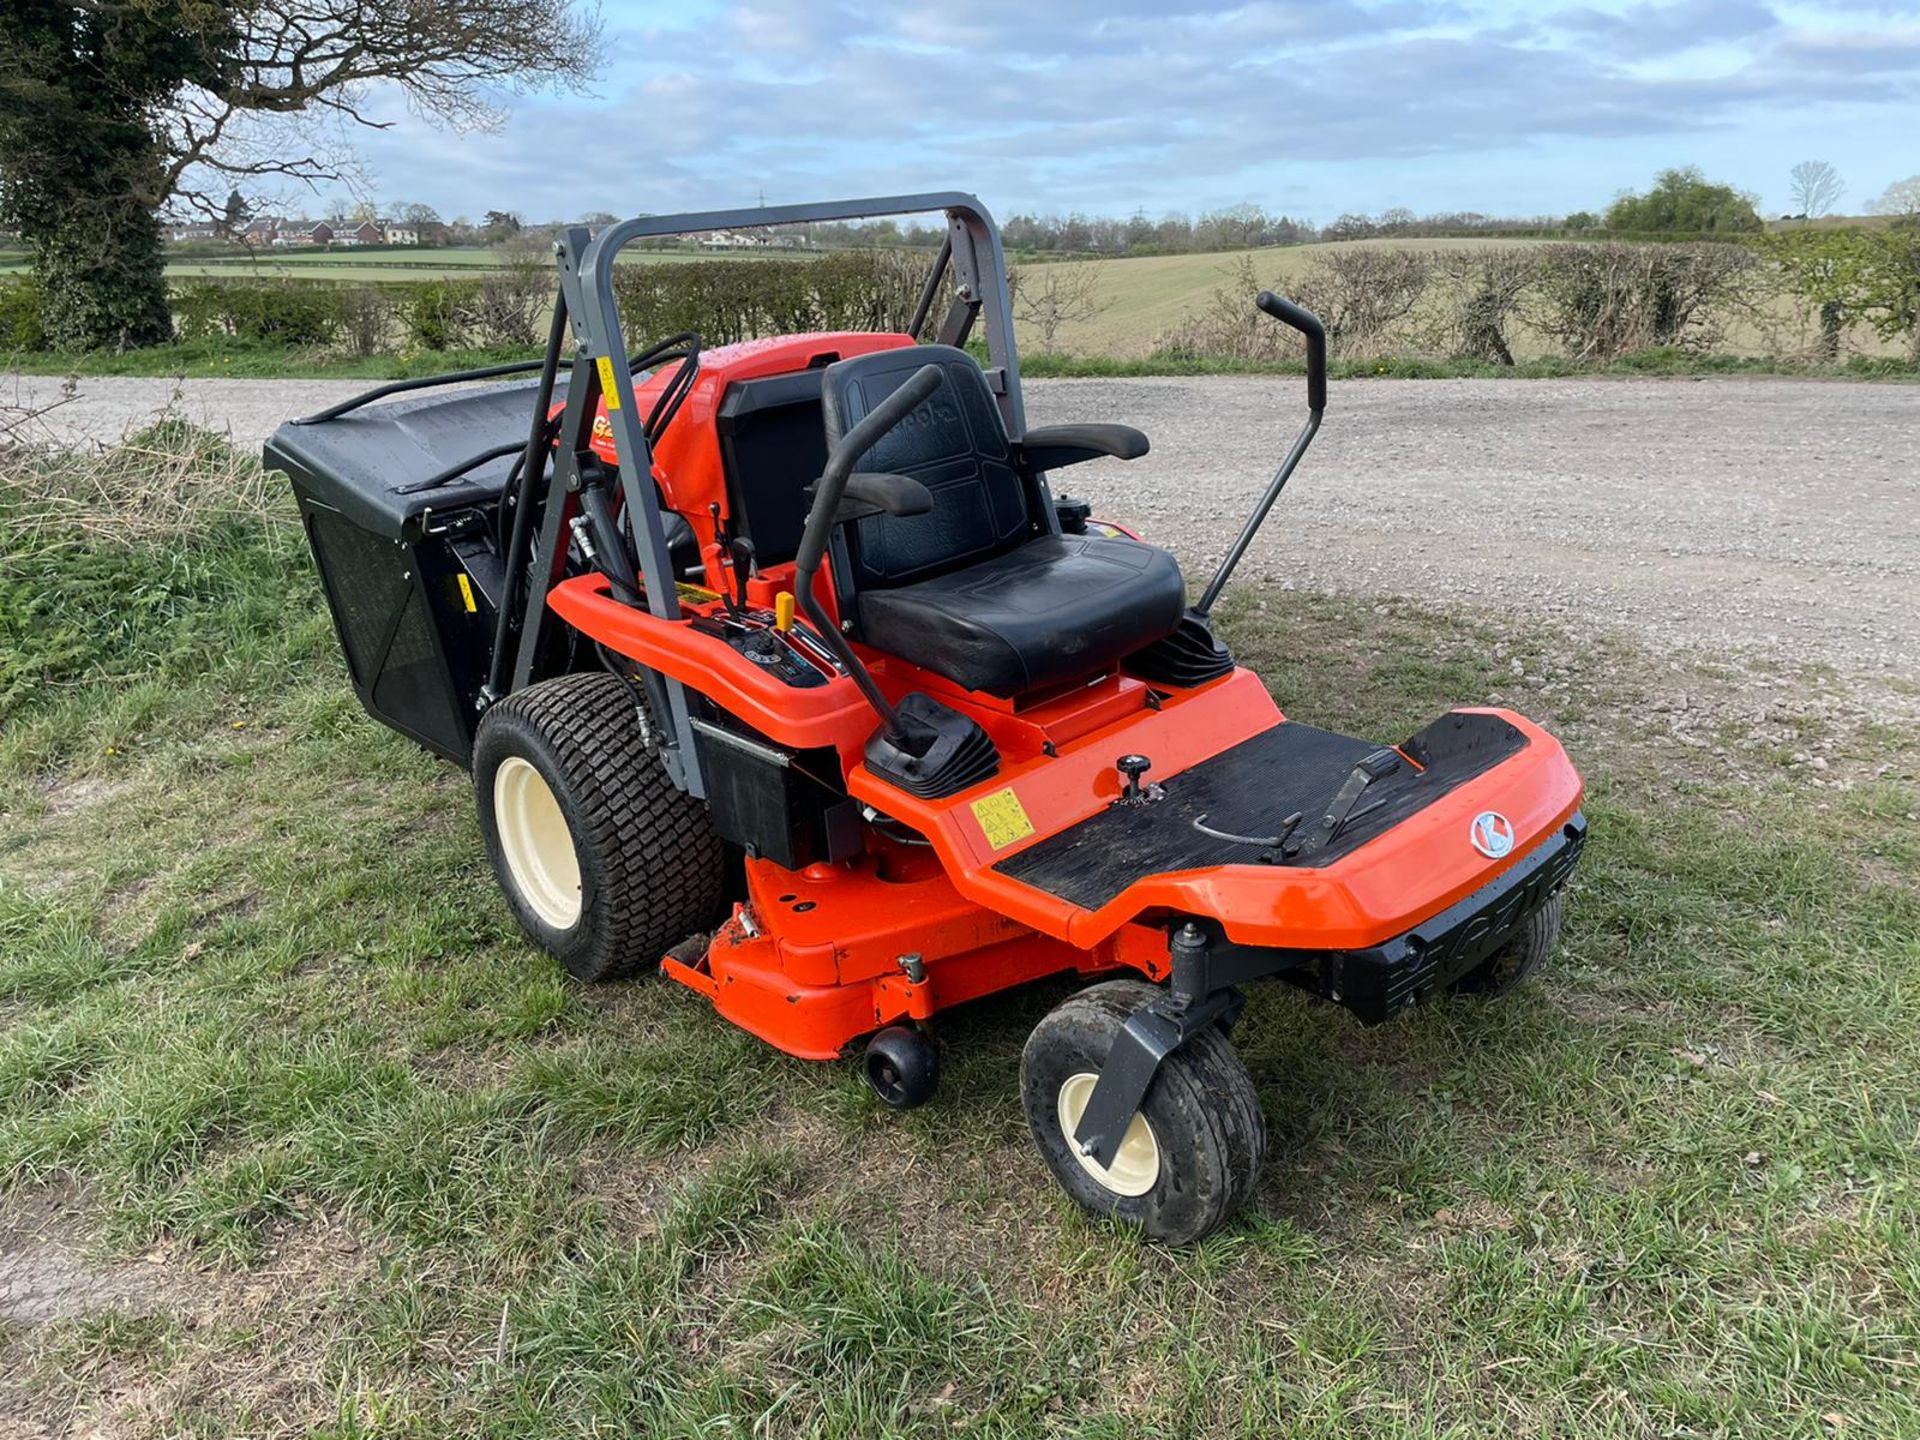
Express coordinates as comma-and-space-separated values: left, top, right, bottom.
1, 426, 1917, 1435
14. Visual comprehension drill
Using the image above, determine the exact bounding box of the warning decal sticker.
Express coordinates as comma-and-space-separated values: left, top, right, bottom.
970, 787, 1035, 851
595, 355, 622, 409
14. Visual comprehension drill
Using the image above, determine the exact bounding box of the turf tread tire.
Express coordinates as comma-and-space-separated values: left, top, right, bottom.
474, 672, 725, 983
1021, 979, 1267, 1245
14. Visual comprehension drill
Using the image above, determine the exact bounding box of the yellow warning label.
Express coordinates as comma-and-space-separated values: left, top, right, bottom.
595, 354, 621, 409
675, 581, 722, 605
971, 787, 1034, 851
455, 573, 477, 614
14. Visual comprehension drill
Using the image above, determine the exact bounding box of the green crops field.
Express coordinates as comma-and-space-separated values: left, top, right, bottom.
1, 422, 1916, 1435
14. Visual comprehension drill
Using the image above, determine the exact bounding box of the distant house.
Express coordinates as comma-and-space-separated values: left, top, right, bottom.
167, 221, 223, 243
382, 224, 420, 246
272, 220, 335, 247
332, 221, 383, 247
698, 229, 766, 249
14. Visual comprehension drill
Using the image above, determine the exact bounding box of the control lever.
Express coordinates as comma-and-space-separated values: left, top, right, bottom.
1192, 293, 1328, 619
1113, 754, 1162, 806
790, 363, 945, 744
729, 536, 757, 610
707, 502, 742, 616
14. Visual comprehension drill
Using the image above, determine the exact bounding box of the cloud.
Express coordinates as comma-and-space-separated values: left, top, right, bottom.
1556, 0, 1782, 59
335, 0, 1920, 220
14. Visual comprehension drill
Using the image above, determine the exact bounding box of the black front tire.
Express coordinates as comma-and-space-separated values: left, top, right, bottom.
1021, 980, 1266, 1246
1448, 892, 1563, 998
473, 672, 726, 983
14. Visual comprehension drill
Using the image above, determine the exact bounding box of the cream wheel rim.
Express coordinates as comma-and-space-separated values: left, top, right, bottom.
1056, 1071, 1161, 1197
493, 756, 582, 929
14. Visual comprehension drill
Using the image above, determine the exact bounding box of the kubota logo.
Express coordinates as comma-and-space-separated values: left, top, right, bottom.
899, 400, 957, 431
1470, 811, 1515, 859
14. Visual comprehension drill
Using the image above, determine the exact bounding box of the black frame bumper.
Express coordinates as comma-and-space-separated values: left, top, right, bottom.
1282, 810, 1588, 1023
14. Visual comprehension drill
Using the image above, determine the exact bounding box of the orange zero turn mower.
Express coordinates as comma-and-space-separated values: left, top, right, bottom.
265, 193, 1584, 1243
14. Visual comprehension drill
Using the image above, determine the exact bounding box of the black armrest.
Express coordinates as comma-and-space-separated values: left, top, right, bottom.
842, 471, 932, 519
1018, 423, 1150, 471
803, 471, 934, 523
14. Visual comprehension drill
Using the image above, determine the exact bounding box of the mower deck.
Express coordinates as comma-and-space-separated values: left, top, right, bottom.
653, 671, 1581, 1059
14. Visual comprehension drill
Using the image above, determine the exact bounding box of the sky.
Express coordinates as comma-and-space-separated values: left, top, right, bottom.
331, 0, 1920, 224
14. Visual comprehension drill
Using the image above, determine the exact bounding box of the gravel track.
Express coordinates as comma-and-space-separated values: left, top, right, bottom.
7, 370, 1916, 683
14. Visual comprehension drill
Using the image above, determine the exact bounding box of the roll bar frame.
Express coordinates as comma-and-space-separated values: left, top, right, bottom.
497, 193, 1023, 798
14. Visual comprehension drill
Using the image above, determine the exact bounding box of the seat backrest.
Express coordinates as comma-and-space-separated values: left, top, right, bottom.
820, 345, 1032, 590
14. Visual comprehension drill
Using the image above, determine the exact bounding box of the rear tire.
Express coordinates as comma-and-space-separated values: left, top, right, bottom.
473, 672, 726, 983
1448, 892, 1562, 999
1020, 979, 1266, 1245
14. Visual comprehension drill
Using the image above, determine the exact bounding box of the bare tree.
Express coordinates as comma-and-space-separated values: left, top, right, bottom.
0, 0, 599, 349
1789, 161, 1844, 218
1013, 263, 1111, 354
1869, 175, 1920, 222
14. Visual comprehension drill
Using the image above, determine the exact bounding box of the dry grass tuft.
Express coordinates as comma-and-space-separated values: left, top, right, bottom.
0, 408, 284, 547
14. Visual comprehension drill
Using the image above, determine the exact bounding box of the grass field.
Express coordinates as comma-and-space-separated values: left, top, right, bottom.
1015, 239, 1550, 357
1, 423, 1916, 1436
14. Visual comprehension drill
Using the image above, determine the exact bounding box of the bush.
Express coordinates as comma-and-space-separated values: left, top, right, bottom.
1154, 257, 1301, 363
1293, 247, 1434, 355
1606, 167, 1763, 234
1529, 242, 1758, 360
170, 280, 344, 345
335, 287, 395, 357
399, 280, 483, 350
609, 250, 929, 350
0, 276, 48, 351
1768, 229, 1920, 363
1430, 250, 1540, 365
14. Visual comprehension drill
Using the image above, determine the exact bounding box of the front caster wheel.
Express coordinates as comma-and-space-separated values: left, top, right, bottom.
1020, 980, 1266, 1246
864, 1025, 939, 1109
1448, 892, 1562, 999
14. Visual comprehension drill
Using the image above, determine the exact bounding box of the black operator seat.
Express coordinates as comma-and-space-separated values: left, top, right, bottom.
819, 345, 1184, 696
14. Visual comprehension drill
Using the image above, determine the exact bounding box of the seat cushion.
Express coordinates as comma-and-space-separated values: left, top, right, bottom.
856, 534, 1187, 695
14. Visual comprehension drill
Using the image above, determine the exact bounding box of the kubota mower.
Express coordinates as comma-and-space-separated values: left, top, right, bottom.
266, 194, 1584, 1243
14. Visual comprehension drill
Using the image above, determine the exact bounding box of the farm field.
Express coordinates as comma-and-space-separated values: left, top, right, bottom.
1020, 238, 1554, 356
1, 374, 1916, 1435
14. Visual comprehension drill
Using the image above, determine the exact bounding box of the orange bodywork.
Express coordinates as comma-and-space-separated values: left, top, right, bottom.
544, 333, 1586, 1060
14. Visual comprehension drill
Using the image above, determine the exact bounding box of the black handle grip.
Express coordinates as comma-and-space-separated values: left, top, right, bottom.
1256, 291, 1327, 413
794, 363, 944, 578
